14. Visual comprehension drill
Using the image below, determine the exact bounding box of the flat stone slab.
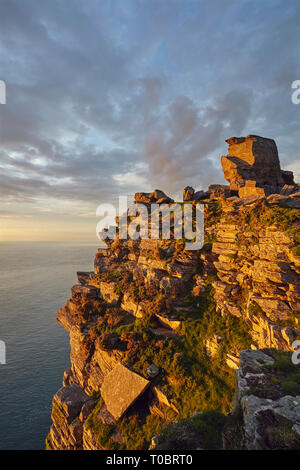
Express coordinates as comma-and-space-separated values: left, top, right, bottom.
101, 363, 149, 421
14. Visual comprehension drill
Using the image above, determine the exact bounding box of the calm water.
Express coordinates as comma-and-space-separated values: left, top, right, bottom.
0, 242, 98, 450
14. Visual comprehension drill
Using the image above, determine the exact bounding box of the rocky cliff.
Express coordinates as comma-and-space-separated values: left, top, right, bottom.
150, 349, 300, 450
46, 135, 300, 450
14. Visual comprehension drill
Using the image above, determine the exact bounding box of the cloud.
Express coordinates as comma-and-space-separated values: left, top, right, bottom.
0, 0, 299, 234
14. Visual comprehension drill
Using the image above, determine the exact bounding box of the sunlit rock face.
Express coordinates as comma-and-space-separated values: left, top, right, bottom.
46, 134, 300, 451
221, 135, 295, 196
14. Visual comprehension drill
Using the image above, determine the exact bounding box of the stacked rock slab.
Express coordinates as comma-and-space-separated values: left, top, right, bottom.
47, 134, 300, 450
221, 135, 295, 197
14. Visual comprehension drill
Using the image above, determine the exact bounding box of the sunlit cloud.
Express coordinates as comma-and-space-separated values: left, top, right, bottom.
0, 0, 299, 240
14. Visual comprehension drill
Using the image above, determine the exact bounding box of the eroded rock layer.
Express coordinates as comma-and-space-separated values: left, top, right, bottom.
47, 135, 300, 450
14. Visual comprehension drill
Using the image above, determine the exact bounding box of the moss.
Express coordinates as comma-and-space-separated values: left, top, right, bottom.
190, 410, 227, 449
205, 201, 223, 226
118, 413, 166, 450
275, 312, 299, 329
267, 424, 300, 449
261, 350, 300, 397
85, 396, 104, 432
259, 412, 300, 450
226, 252, 238, 259
90, 390, 101, 400
95, 422, 116, 448
239, 200, 299, 233
84, 396, 121, 449
202, 232, 217, 253
281, 377, 300, 395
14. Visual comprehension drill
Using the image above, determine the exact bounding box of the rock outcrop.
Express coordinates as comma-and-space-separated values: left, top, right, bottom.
151, 349, 300, 450
221, 135, 296, 197
135, 189, 174, 204
227, 349, 300, 450
47, 134, 300, 450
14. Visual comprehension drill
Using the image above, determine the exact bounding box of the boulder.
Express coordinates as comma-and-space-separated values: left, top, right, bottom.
281, 170, 295, 185
147, 364, 160, 378
208, 184, 237, 198
232, 350, 300, 450
100, 363, 150, 421
183, 186, 195, 201
238, 180, 266, 198
135, 189, 174, 204
221, 135, 291, 191
183, 186, 207, 201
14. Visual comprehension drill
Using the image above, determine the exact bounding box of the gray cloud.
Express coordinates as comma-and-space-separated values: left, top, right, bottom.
0, 0, 299, 220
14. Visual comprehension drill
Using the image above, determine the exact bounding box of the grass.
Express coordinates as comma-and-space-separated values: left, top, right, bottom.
238, 200, 299, 233
262, 350, 300, 396
156, 409, 227, 450
84, 396, 120, 449
118, 413, 166, 450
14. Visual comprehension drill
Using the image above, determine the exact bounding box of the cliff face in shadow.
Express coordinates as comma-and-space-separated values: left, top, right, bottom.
46, 135, 300, 450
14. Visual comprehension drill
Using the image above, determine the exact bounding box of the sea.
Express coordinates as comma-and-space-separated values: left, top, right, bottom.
0, 242, 98, 450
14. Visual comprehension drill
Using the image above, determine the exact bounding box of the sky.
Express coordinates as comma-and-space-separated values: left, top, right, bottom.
0, 0, 299, 242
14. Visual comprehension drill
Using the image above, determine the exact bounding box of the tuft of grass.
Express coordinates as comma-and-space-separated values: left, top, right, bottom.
157, 409, 227, 450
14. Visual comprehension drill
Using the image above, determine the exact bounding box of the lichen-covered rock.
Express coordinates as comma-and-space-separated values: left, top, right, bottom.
231, 349, 300, 450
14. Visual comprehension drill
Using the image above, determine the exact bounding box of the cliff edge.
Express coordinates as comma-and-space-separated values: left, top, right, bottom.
46, 135, 300, 450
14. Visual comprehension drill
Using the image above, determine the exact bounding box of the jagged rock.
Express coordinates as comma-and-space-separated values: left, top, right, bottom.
121, 293, 144, 318
280, 184, 300, 196
156, 314, 182, 330
238, 180, 267, 198
193, 190, 207, 200
183, 186, 195, 201
183, 186, 207, 201
232, 349, 300, 450
97, 281, 120, 305
54, 384, 92, 423
77, 271, 93, 285
71, 285, 99, 303
48, 384, 95, 450
221, 135, 293, 193
281, 170, 295, 186
208, 184, 236, 198
135, 189, 174, 204
48, 154, 299, 450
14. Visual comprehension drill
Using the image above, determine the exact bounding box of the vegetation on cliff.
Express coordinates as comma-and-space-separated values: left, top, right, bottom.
47, 135, 300, 450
